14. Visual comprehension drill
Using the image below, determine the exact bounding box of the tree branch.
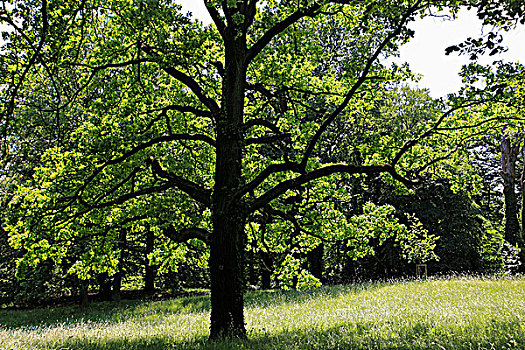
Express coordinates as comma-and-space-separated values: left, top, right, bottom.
246, 3, 321, 63
1, 0, 48, 152
152, 104, 214, 121
205, 1, 226, 37
147, 157, 212, 206
251, 163, 414, 211
243, 118, 283, 134
161, 225, 210, 244
90, 166, 142, 206
391, 99, 496, 166
66, 134, 214, 209
72, 58, 150, 71
300, 2, 422, 170
139, 43, 220, 115
236, 161, 303, 199
71, 183, 174, 214
266, 206, 339, 243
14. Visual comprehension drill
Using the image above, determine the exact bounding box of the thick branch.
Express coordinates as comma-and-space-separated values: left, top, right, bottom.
67, 134, 214, 209
140, 43, 220, 115
76, 183, 174, 212
251, 164, 414, 211
243, 118, 282, 134
162, 225, 210, 244
246, 3, 321, 63
148, 158, 212, 206
205, 2, 226, 37
236, 162, 303, 199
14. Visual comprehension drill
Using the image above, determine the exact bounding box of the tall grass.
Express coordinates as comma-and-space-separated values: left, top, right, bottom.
1, 276, 524, 349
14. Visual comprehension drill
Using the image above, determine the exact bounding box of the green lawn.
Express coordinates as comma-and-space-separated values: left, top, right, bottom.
1, 277, 524, 349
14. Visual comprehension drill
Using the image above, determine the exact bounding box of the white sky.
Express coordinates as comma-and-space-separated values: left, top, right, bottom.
176, 1, 525, 98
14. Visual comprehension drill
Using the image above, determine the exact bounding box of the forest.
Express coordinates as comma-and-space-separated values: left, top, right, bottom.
1, 0, 525, 345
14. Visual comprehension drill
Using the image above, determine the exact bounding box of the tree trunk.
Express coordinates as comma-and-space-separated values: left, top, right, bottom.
97, 272, 112, 301
112, 271, 122, 301
500, 135, 522, 245
260, 251, 273, 290
209, 32, 248, 340
342, 243, 356, 283
521, 139, 525, 238
144, 228, 156, 294
307, 244, 324, 281
209, 207, 246, 339
504, 189, 521, 245
112, 227, 127, 302
246, 246, 258, 287
79, 279, 89, 307
290, 225, 302, 289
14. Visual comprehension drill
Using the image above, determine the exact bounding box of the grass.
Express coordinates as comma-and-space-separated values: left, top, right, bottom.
1, 276, 525, 349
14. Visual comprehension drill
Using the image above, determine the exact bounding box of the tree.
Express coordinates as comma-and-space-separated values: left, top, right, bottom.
3, 0, 524, 339
500, 133, 522, 246
458, 61, 525, 268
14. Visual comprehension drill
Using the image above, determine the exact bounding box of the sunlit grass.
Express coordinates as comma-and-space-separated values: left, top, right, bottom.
1, 276, 524, 349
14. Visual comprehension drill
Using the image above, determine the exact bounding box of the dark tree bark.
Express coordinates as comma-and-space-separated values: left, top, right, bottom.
504, 190, 521, 244
209, 24, 249, 340
144, 228, 156, 294
290, 225, 303, 289
342, 243, 357, 283
112, 271, 122, 302
258, 211, 273, 290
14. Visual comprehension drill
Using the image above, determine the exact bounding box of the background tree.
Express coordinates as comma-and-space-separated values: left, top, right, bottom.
499, 133, 522, 246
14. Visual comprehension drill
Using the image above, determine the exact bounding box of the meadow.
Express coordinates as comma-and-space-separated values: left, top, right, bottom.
1, 277, 524, 349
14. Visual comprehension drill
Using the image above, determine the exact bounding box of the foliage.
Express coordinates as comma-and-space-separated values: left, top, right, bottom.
398, 213, 439, 264
478, 217, 505, 272
393, 180, 486, 272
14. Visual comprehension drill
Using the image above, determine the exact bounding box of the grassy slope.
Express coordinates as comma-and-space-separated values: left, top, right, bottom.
1, 277, 524, 349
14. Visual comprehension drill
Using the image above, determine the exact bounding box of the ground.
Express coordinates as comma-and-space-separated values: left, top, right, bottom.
1, 276, 524, 349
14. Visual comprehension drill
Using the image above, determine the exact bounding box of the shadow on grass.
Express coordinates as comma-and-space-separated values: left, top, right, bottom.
0, 283, 385, 331
0, 295, 211, 330
24, 318, 525, 350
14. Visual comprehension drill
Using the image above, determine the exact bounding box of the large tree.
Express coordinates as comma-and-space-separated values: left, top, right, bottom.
3, 0, 524, 339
